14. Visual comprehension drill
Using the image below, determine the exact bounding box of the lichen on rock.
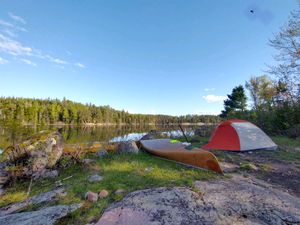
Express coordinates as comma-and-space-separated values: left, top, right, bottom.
1, 131, 63, 181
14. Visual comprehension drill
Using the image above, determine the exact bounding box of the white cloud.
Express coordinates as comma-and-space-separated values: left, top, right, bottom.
0, 56, 8, 64
21, 58, 36, 66
15, 26, 27, 32
0, 14, 85, 69
203, 95, 227, 103
204, 88, 215, 92
51, 58, 67, 65
75, 62, 85, 68
3, 29, 17, 37
0, 19, 14, 28
0, 19, 26, 32
8, 12, 26, 24
0, 34, 32, 56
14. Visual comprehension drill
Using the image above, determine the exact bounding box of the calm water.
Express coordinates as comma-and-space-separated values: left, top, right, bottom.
0, 125, 206, 150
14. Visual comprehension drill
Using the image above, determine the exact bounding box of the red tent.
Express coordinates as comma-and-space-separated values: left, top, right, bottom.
202, 119, 277, 151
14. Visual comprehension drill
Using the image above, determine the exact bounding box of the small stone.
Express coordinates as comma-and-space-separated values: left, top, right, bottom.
85, 191, 98, 202
83, 159, 95, 165
295, 147, 300, 151
95, 150, 108, 158
145, 167, 153, 172
115, 189, 126, 195
88, 174, 103, 183
220, 162, 239, 173
99, 190, 109, 199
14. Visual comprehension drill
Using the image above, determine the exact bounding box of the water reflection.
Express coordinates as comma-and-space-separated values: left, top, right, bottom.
0, 125, 202, 149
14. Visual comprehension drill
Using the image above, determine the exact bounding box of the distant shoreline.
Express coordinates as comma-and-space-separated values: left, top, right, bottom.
0, 122, 217, 127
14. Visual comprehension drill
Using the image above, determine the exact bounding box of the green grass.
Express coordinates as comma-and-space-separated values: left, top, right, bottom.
0, 151, 217, 224
272, 136, 300, 148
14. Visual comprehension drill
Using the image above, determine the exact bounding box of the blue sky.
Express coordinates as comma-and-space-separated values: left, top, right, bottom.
0, 1, 298, 116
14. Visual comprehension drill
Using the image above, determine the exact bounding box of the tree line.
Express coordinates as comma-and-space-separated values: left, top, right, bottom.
221, 7, 300, 136
0, 97, 221, 126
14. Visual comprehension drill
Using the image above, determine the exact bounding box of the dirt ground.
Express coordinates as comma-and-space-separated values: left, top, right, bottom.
211, 146, 300, 198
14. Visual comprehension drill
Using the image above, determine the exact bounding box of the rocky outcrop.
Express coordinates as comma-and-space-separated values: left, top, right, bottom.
0, 203, 81, 225
0, 188, 66, 216
93, 175, 300, 225
116, 141, 139, 154
194, 174, 300, 225
2, 131, 63, 180
93, 187, 206, 225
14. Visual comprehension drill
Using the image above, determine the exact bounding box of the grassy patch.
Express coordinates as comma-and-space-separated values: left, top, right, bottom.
272, 136, 300, 147
0, 151, 217, 225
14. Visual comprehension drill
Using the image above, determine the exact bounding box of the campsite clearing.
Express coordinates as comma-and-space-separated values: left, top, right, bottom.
185, 135, 300, 197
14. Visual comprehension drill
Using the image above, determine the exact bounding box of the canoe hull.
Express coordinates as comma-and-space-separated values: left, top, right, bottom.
140, 139, 223, 174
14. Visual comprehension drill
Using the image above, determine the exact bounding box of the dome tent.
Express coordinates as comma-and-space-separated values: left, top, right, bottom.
202, 119, 277, 151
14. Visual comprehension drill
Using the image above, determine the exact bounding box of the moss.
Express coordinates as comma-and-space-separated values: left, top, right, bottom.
240, 163, 258, 171
0, 191, 27, 207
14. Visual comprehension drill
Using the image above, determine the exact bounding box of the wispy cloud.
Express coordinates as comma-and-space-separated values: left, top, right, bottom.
0, 34, 33, 56
204, 88, 215, 92
75, 62, 85, 68
0, 19, 14, 28
46, 55, 67, 65
0, 13, 85, 69
3, 29, 17, 37
0, 56, 8, 64
203, 95, 227, 103
0, 18, 27, 32
21, 58, 36, 66
8, 12, 26, 24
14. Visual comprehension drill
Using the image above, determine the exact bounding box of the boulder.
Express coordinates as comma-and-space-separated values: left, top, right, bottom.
140, 130, 160, 140
88, 174, 103, 183
95, 150, 108, 158
2, 131, 63, 179
116, 141, 139, 154
0, 203, 81, 225
98, 190, 109, 199
85, 191, 98, 202
33, 169, 58, 180
0, 188, 66, 216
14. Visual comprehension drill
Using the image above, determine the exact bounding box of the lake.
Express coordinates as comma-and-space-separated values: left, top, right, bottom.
0, 125, 212, 151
